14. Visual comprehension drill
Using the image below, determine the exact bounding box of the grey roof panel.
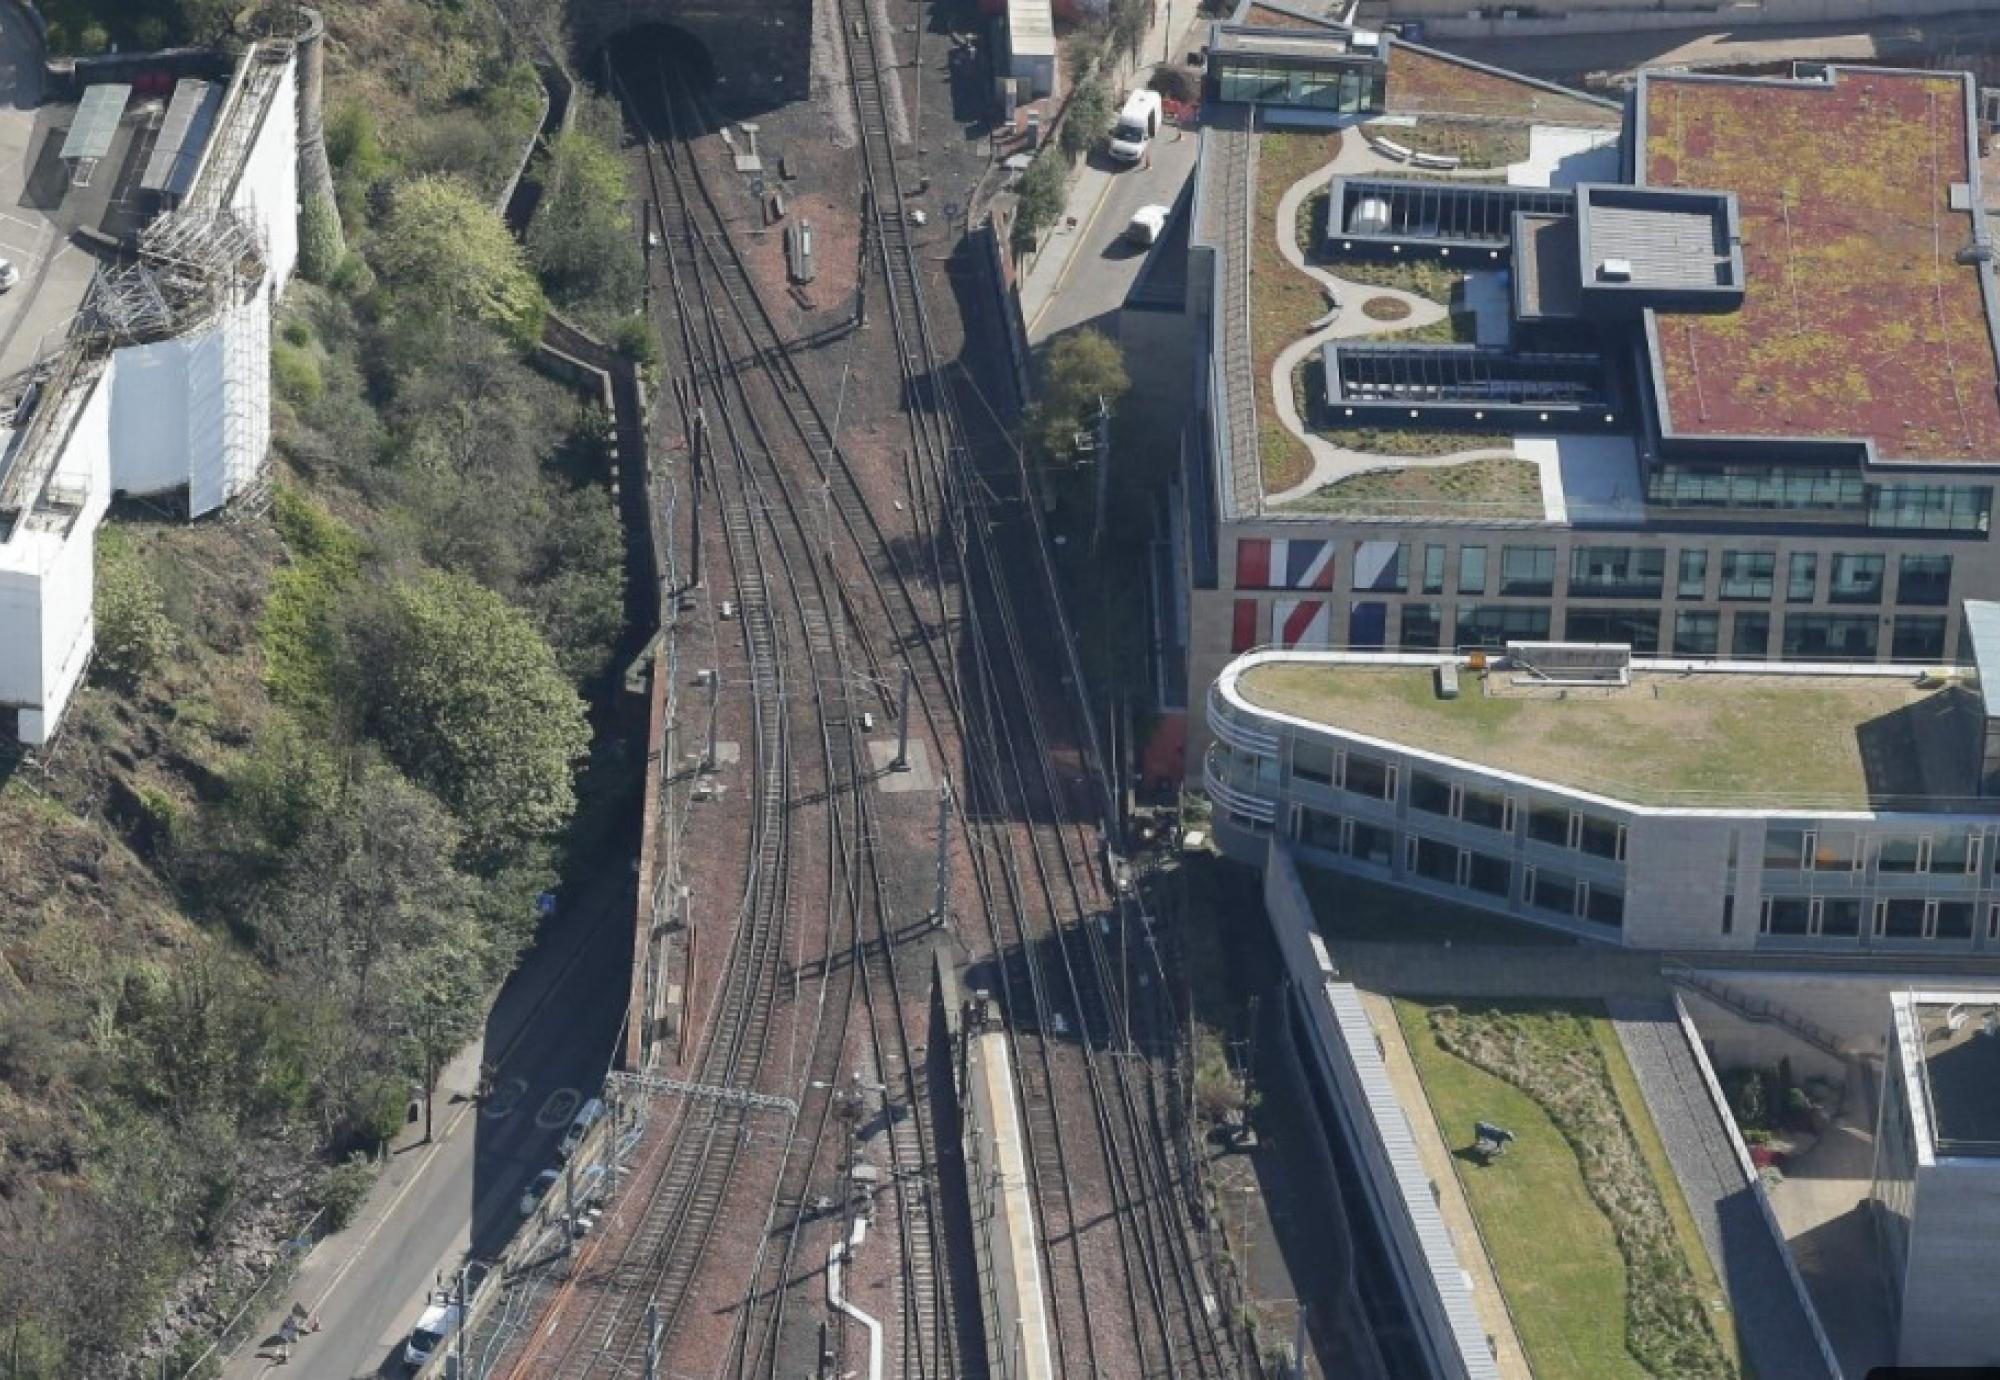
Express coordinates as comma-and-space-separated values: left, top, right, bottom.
140, 80, 222, 194
60, 83, 132, 162
1965, 601, 2000, 712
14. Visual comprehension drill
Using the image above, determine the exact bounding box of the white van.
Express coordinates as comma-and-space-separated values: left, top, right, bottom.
402, 1296, 461, 1370
1108, 90, 1163, 164
558, 1097, 606, 1160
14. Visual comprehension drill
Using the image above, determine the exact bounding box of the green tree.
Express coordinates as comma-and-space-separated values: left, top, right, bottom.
1030, 329, 1130, 463
373, 176, 546, 347
366, 571, 590, 858
525, 97, 645, 322
1060, 78, 1112, 162
93, 530, 176, 689
1013, 148, 1068, 246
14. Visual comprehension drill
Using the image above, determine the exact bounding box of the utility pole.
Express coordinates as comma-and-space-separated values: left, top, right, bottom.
451, 1264, 468, 1380
892, 664, 912, 771
932, 778, 952, 928
690, 406, 707, 592
643, 1301, 662, 1380
702, 670, 719, 772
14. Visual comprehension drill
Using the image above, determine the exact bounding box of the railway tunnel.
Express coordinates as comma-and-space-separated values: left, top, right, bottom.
569, 0, 812, 113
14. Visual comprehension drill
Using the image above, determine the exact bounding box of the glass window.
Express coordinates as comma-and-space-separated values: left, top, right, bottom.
1353, 541, 1408, 593
1292, 740, 1333, 786
1763, 827, 1808, 870
1569, 547, 1665, 599
1578, 814, 1623, 861
1892, 615, 1947, 662
1458, 546, 1487, 595
1871, 484, 1991, 533
1296, 806, 1342, 851
1813, 830, 1859, 872
1787, 552, 1819, 603
1898, 554, 1952, 607
1413, 836, 1459, 884
1399, 604, 1442, 651
1876, 836, 1925, 874
1531, 869, 1578, 916
1783, 613, 1878, 659
1762, 897, 1812, 936
1410, 770, 1452, 817
1349, 601, 1387, 650
1565, 608, 1659, 654
1460, 785, 1509, 832
1500, 546, 1556, 597
1936, 901, 1975, 940
1677, 549, 1708, 599
1932, 831, 1980, 874
1821, 899, 1863, 936
1526, 803, 1570, 847
1455, 605, 1550, 648
1645, 467, 1992, 531
1422, 544, 1446, 595
1879, 898, 1926, 939
1584, 885, 1624, 927
1673, 610, 1720, 656
1719, 551, 1776, 600
1467, 851, 1511, 898
1349, 819, 1394, 868
1732, 611, 1770, 658
1829, 554, 1885, 604
1343, 753, 1395, 800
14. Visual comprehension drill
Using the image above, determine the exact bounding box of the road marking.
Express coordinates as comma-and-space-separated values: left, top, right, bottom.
535, 1087, 581, 1131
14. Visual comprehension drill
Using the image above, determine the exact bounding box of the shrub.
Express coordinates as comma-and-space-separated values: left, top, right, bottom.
1060, 78, 1111, 162
1013, 148, 1068, 246
1150, 65, 1201, 105
273, 341, 324, 405
310, 1152, 377, 1231
298, 193, 344, 285
94, 532, 177, 689
612, 314, 659, 370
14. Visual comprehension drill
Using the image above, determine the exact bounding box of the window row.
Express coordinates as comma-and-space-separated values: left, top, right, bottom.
1212, 56, 1386, 112
1291, 744, 1625, 858
1355, 540, 1953, 608
1759, 895, 1996, 943
1377, 603, 1948, 662
1290, 807, 1622, 927
1763, 826, 1984, 876
1645, 466, 1992, 533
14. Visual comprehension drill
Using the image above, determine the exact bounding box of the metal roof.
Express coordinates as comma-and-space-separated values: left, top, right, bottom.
60, 83, 132, 162
1586, 202, 1728, 287
140, 80, 222, 196
1006, 0, 1055, 57
1965, 601, 2000, 716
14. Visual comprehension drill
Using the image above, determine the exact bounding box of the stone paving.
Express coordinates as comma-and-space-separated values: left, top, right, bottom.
1609, 1000, 1837, 1380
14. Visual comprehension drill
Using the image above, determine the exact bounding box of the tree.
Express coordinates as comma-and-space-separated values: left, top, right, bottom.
372, 175, 546, 347
1060, 78, 1112, 162
1013, 148, 1068, 246
525, 97, 645, 323
366, 571, 590, 858
1030, 329, 1130, 464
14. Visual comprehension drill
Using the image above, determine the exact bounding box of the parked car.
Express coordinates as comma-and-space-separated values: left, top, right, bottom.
519, 1168, 561, 1218
1108, 90, 1162, 164
402, 1296, 462, 1370
1125, 204, 1171, 247
558, 1096, 606, 1160
0, 260, 21, 291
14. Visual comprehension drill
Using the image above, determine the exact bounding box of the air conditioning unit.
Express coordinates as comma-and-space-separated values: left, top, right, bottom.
1598, 257, 1634, 283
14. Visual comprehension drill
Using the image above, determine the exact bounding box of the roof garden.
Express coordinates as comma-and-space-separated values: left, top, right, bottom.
1384, 41, 1621, 127
1641, 68, 2000, 464
1233, 658, 1984, 808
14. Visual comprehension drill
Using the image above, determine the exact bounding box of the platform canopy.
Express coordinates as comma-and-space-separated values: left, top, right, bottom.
60, 82, 132, 162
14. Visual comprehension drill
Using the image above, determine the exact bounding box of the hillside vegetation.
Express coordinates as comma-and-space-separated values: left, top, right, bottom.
0, 3, 647, 1374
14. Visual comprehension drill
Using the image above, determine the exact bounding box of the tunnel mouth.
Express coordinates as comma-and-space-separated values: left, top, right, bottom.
589, 23, 716, 124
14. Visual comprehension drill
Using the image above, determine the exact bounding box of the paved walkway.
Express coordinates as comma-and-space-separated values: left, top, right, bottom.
1610, 1000, 1837, 1380
1259, 135, 1525, 508
1357, 990, 1532, 1380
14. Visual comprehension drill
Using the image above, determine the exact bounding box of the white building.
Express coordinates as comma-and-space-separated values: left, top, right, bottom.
1874, 989, 2000, 1367
0, 41, 297, 745
1206, 617, 2000, 953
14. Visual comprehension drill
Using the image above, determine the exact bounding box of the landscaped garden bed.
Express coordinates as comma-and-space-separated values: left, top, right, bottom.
1252, 130, 1346, 494
1396, 999, 1741, 1380
1282, 456, 1541, 517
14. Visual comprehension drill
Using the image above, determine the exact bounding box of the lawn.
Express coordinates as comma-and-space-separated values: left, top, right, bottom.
1253, 130, 1346, 494
1281, 456, 1541, 517
1388, 119, 1531, 168
1395, 1000, 1741, 1380
1236, 662, 1949, 807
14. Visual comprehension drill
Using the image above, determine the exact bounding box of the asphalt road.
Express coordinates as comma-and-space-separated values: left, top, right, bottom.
222, 863, 634, 1380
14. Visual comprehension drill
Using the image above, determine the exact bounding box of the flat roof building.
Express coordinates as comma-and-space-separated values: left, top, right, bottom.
1206, 613, 2000, 952
1875, 989, 2000, 1365
1172, 3, 2000, 780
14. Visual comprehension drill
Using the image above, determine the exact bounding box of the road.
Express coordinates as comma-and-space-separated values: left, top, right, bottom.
220, 863, 634, 1380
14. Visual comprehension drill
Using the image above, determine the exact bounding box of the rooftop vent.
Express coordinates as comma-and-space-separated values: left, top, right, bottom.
1597, 257, 1634, 283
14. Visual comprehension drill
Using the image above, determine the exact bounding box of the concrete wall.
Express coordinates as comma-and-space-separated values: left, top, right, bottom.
1624, 813, 1748, 950
1900, 1155, 2000, 1365
1677, 987, 1848, 1086
1396, 0, 1987, 39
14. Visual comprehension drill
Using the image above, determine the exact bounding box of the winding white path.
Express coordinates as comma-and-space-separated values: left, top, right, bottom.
1261, 134, 1533, 511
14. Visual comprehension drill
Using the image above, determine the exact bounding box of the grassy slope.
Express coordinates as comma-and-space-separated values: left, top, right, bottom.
1251, 131, 1343, 495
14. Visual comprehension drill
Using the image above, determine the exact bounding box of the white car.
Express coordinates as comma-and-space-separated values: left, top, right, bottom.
520, 1168, 561, 1218
402, 1296, 461, 1370
0, 260, 20, 291
1125, 205, 1171, 247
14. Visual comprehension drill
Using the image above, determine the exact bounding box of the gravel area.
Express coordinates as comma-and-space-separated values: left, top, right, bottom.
1609, 1000, 1836, 1380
